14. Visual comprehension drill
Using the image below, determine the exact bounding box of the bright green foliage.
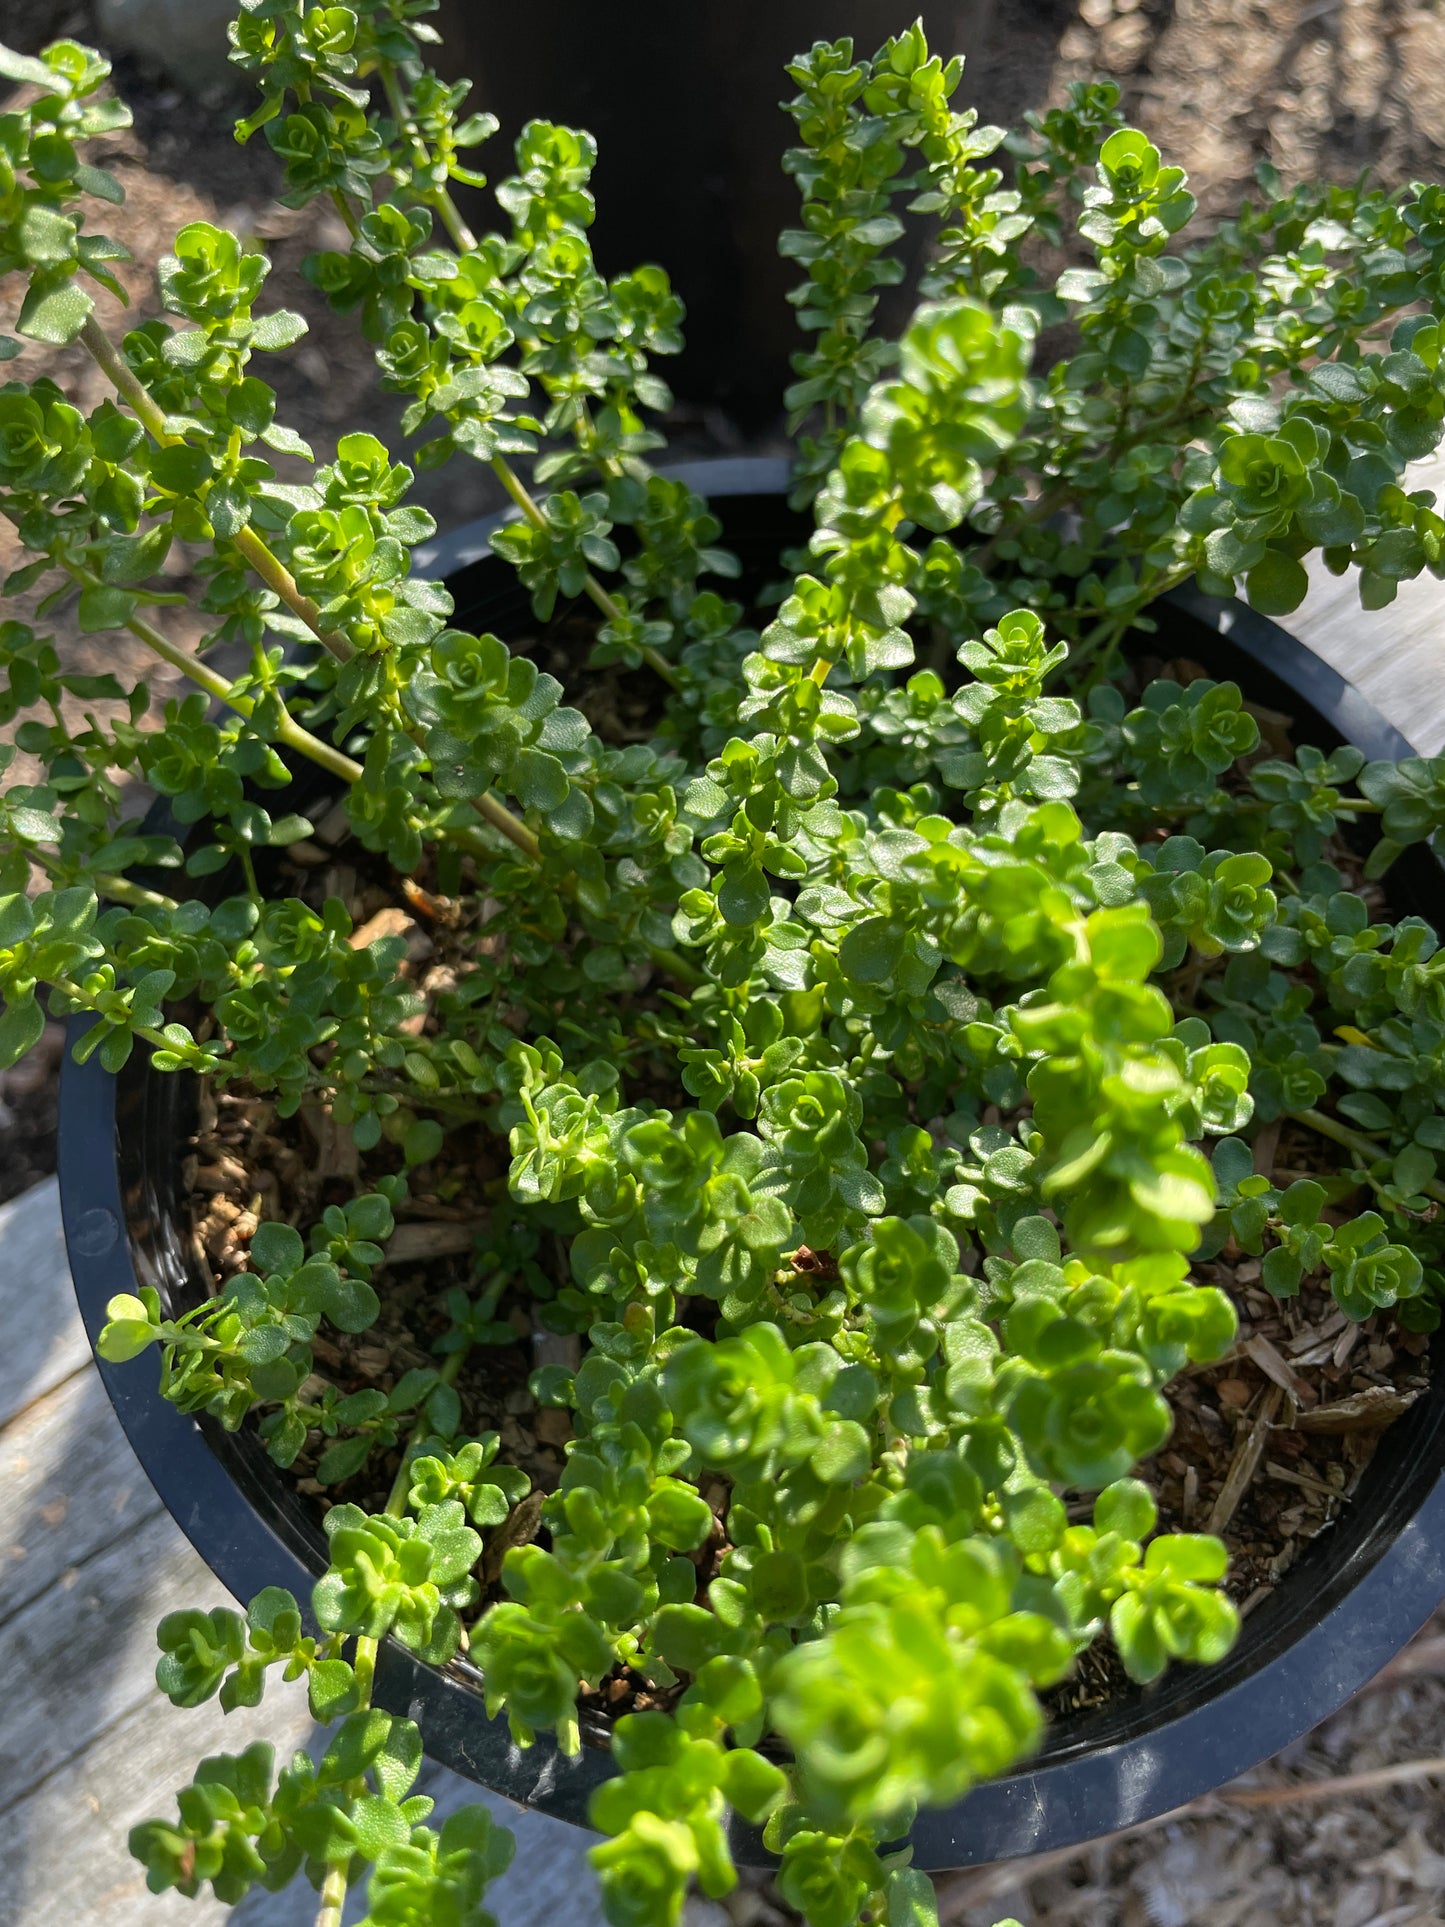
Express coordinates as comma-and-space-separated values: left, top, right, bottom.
768, 1532, 1065, 1826
355, 1805, 516, 1927
1206, 1137, 1439, 1321
314, 1500, 482, 1661
407, 1431, 531, 1524
588, 1712, 785, 1927
94, 1193, 455, 1475
6, 10, 1445, 1927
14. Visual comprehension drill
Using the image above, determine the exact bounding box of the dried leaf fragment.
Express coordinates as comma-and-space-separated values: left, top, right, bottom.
1290, 1386, 1421, 1433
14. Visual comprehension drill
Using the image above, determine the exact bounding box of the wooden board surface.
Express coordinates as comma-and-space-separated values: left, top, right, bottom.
0, 1178, 89, 1432
0, 1365, 162, 1627
1297, 448, 1445, 758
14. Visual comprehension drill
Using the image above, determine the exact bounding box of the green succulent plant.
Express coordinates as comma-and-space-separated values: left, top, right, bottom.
3, 6, 1445, 1925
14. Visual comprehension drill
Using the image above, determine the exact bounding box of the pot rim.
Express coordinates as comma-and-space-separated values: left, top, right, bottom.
58, 457, 1445, 1869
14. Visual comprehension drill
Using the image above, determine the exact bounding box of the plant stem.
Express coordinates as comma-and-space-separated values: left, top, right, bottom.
0, 519, 369, 788
385, 1354, 467, 1517
471, 789, 540, 859
233, 529, 354, 663
350, 1347, 469, 1704
307, 1348, 472, 1927
970, 479, 1072, 576
1289, 1105, 1445, 1205
31, 844, 178, 911
370, 65, 681, 693
75, 273, 709, 967
94, 592, 362, 783
484, 456, 682, 691
81, 316, 353, 659
329, 187, 362, 242
646, 941, 702, 989
79, 313, 165, 430
95, 871, 177, 911
77, 316, 543, 858
1071, 563, 1196, 685
314, 1860, 348, 1927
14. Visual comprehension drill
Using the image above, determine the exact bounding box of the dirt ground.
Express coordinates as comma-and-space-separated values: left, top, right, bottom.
2, 0, 1443, 1921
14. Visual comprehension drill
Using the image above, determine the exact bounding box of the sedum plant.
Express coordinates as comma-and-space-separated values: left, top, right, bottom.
3, 7, 1445, 1925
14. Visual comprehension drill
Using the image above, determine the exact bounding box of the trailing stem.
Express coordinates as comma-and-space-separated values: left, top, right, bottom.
75, 318, 541, 859
371, 61, 681, 692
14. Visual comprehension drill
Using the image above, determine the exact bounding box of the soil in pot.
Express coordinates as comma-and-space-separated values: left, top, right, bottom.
147, 530, 1436, 1746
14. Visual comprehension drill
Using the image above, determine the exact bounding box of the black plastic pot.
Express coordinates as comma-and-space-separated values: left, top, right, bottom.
430, 3, 992, 428
60, 459, 1445, 1869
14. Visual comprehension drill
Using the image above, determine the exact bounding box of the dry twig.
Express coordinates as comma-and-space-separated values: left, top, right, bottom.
1207, 1384, 1283, 1533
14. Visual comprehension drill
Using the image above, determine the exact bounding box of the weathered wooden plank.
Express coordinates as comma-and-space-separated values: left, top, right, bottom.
0, 1671, 316, 1927
0, 1365, 162, 1628
0, 1506, 217, 1813
1297, 449, 1445, 758
0, 1177, 89, 1431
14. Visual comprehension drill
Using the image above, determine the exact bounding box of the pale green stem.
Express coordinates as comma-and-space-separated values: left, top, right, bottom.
79, 198, 703, 958
1073, 564, 1196, 684
371, 64, 680, 692
0, 515, 368, 789
329, 187, 362, 241
78, 317, 544, 858
95, 871, 176, 911
32, 845, 177, 912
352, 1347, 469, 1703
52, 974, 194, 1060
314, 1860, 348, 1927
81, 315, 353, 659
1290, 1106, 1445, 1206
486, 453, 681, 691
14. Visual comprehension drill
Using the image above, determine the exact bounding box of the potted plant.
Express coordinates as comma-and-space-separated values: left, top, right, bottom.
1, 7, 1444, 1926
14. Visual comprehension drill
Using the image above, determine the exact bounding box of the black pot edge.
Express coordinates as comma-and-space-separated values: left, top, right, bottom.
56, 463, 1445, 1869
408, 455, 797, 585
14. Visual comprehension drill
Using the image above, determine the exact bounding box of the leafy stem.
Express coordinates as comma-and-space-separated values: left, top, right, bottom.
1291, 1106, 1445, 1206
314, 1861, 348, 1927
485, 433, 681, 699
0, 506, 366, 789
78, 316, 543, 859
79, 317, 357, 661
30, 843, 177, 911
368, 56, 681, 693
351, 1345, 470, 1704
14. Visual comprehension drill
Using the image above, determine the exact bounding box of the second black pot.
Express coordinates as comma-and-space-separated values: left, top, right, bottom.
60, 459, 1445, 1868
431, 3, 992, 428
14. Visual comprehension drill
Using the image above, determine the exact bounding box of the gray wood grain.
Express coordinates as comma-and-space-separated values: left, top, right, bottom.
0, 1507, 216, 1813
1296, 447, 1445, 758
0, 1672, 316, 1927
0, 1178, 89, 1431
0, 1365, 162, 1630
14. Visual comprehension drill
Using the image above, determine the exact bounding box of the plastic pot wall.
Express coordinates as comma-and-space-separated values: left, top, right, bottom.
429, 2, 993, 427
59, 459, 1445, 1869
